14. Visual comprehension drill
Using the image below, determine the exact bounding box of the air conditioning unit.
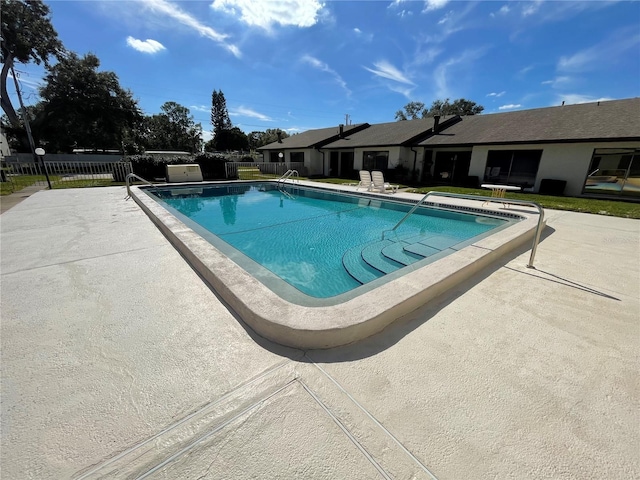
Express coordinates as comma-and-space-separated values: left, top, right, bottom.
166, 164, 203, 183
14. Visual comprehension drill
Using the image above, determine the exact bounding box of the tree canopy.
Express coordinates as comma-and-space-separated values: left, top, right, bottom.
396, 98, 484, 120
141, 102, 202, 153
1, 0, 64, 127
211, 89, 231, 133
247, 129, 290, 149
37, 52, 142, 152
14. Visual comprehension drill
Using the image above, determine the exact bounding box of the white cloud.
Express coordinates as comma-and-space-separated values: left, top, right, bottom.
190, 105, 210, 112
301, 55, 351, 94
7, 70, 42, 90
498, 104, 522, 110
522, 0, 543, 17
353, 27, 373, 42
541, 76, 572, 88
487, 91, 506, 97
490, 4, 510, 18
211, 0, 325, 31
432, 48, 486, 98
438, 10, 453, 25
363, 60, 414, 85
126, 36, 166, 54
558, 27, 640, 73
230, 106, 272, 121
518, 65, 534, 76
141, 0, 240, 57
556, 94, 614, 106
423, 0, 449, 12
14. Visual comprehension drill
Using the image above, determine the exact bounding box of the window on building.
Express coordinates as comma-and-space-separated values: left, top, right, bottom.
363, 151, 389, 171
484, 150, 542, 188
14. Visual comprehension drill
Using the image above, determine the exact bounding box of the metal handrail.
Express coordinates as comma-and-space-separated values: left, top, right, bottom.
382, 191, 545, 268
125, 173, 153, 198
277, 169, 299, 185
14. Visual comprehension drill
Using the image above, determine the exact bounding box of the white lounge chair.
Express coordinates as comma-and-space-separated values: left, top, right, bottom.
371, 170, 398, 194
357, 170, 373, 191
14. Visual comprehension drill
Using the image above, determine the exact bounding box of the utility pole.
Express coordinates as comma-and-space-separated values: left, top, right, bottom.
11, 66, 51, 189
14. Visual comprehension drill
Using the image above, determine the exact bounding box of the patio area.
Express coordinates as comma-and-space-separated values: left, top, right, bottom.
1, 186, 638, 479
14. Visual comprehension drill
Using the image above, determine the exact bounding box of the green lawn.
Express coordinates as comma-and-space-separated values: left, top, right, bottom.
410, 186, 640, 219
0, 175, 117, 195
0, 175, 60, 195
311, 179, 640, 219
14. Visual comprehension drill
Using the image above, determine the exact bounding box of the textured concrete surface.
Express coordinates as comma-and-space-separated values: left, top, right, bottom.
1, 186, 638, 479
0, 184, 47, 214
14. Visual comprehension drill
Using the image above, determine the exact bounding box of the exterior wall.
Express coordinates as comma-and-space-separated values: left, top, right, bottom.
469, 141, 640, 196
306, 149, 324, 176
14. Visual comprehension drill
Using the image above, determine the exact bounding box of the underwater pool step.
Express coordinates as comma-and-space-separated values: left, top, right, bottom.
342, 245, 385, 285
361, 240, 405, 274
380, 241, 424, 266
403, 242, 441, 258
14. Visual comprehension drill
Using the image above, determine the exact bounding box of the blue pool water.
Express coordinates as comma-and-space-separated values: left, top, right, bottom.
147, 183, 510, 299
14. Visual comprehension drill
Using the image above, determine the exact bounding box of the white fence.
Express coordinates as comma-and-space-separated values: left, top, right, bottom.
225, 162, 306, 179
1, 160, 132, 189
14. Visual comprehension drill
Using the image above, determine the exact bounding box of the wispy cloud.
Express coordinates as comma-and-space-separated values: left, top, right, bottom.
499, 104, 522, 110
8, 70, 42, 90
558, 27, 640, 73
490, 5, 510, 18
126, 36, 166, 54
555, 94, 614, 106
211, 0, 325, 31
141, 0, 240, 57
302, 55, 351, 94
487, 91, 506, 97
541, 76, 572, 88
423, 0, 450, 13
522, 0, 543, 17
387, 0, 414, 17
230, 106, 272, 121
190, 105, 210, 113
364, 60, 414, 85
353, 27, 373, 42
432, 48, 486, 98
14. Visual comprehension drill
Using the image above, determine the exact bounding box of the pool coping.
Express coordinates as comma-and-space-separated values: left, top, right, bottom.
130, 181, 544, 349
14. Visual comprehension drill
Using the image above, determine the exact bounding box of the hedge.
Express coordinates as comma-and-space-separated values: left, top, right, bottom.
129, 153, 229, 180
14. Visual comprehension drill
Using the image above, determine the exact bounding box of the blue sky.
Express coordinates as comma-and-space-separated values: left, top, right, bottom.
10, 0, 640, 141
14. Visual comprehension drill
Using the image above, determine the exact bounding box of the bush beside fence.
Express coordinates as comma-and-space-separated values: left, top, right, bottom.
128, 153, 232, 181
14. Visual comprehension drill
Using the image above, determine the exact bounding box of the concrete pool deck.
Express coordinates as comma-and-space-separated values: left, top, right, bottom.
1, 186, 638, 478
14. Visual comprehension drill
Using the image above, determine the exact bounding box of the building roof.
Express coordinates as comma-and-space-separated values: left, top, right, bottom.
259, 123, 369, 150
419, 98, 640, 147
322, 116, 457, 149
258, 98, 640, 153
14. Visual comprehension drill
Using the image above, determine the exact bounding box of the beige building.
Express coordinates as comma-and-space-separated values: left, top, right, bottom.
259, 98, 640, 199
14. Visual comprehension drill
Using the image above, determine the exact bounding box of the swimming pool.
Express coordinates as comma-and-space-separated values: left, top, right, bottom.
146, 183, 512, 300
131, 181, 543, 349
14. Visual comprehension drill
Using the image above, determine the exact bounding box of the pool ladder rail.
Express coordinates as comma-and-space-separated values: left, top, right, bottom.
277, 170, 300, 199
382, 191, 545, 269
277, 169, 299, 186
125, 173, 155, 199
